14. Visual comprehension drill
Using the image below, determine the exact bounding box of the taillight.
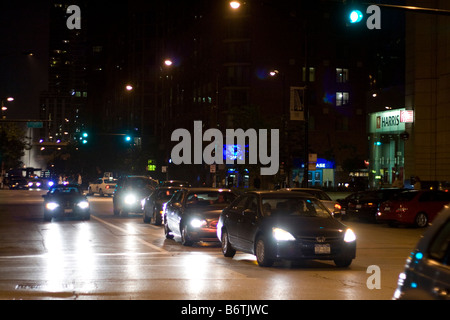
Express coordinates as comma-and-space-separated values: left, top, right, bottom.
334, 203, 342, 210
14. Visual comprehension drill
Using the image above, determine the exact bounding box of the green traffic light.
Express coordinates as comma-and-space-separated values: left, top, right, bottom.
82, 132, 88, 138
125, 136, 131, 142
349, 9, 363, 23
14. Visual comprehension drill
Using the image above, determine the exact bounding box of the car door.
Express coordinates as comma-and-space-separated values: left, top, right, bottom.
224, 195, 249, 248
237, 195, 260, 251
167, 190, 184, 233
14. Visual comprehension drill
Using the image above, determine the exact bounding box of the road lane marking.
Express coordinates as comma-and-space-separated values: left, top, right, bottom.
91, 215, 169, 254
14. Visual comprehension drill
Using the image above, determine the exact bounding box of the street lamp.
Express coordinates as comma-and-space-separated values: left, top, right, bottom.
1, 97, 14, 119
229, 1, 241, 10
125, 84, 133, 91
164, 59, 173, 66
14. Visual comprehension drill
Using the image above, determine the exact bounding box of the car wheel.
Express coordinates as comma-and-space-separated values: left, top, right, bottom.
164, 218, 174, 239
221, 229, 236, 258
143, 207, 151, 223
415, 212, 428, 228
255, 237, 274, 267
334, 257, 353, 268
181, 224, 193, 246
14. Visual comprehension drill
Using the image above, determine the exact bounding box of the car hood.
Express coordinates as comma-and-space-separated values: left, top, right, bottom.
45, 194, 87, 203
263, 215, 347, 239
185, 204, 228, 220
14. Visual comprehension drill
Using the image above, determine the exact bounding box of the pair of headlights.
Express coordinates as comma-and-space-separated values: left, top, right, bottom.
272, 227, 356, 243
46, 201, 89, 210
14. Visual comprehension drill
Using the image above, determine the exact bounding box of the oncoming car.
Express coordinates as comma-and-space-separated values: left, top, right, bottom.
217, 191, 356, 267
42, 184, 90, 221
164, 188, 237, 246
113, 175, 157, 216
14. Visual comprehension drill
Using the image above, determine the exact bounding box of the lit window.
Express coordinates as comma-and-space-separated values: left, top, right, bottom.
336, 92, 349, 106
336, 68, 349, 83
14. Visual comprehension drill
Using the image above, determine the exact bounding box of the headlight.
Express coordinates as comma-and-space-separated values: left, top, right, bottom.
28, 182, 33, 187
272, 227, 296, 241
190, 218, 207, 228
46, 202, 59, 210
124, 194, 137, 205
344, 228, 356, 242
77, 201, 89, 209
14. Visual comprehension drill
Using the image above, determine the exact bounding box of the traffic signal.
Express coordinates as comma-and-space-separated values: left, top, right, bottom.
81, 132, 88, 144
124, 135, 132, 142
349, 9, 363, 24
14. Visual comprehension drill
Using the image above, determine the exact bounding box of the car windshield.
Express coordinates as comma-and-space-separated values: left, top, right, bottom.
156, 188, 180, 201
129, 177, 154, 189
186, 191, 236, 207
262, 196, 331, 218
50, 186, 81, 194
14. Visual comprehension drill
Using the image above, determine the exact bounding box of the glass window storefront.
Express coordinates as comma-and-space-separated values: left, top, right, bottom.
368, 108, 411, 189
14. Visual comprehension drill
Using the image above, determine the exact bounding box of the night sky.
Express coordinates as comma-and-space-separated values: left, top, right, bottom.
0, 1, 49, 119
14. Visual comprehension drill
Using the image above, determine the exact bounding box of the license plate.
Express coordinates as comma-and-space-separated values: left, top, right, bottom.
356, 204, 362, 209
314, 244, 330, 254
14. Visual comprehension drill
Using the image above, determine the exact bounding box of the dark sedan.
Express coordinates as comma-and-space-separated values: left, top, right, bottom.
164, 188, 237, 246
344, 188, 406, 222
42, 184, 90, 221
217, 191, 356, 267
143, 186, 182, 225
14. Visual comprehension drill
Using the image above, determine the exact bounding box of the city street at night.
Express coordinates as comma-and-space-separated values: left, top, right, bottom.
0, 190, 424, 300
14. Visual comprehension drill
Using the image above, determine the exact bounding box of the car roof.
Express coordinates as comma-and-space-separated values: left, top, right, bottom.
181, 187, 234, 192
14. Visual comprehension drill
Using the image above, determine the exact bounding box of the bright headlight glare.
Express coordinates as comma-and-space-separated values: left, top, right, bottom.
124, 194, 136, 205
46, 202, 59, 210
344, 228, 356, 242
272, 227, 295, 241
190, 218, 207, 228
77, 201, 89, 209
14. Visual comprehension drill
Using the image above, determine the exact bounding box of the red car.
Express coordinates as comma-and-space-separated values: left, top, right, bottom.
377, 190, 450, 227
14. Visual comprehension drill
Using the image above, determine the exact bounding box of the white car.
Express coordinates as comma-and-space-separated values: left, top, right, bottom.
88, 178, 117, 196
280, 188, 342, 215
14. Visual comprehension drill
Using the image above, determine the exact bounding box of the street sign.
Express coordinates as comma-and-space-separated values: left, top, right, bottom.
27, 121, 43, 128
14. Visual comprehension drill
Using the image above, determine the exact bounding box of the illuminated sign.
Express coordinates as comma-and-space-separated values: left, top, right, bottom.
369, 108, 412, 133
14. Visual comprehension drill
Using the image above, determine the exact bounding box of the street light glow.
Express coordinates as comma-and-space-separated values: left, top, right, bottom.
164, 59, 173, 66
6, 97, 14, 102
125, 85, 133, 91
230, 1, 241, 9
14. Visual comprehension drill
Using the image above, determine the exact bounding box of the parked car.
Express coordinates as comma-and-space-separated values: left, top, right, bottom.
280, 188, 341, 215
393, 207, 450, 299
217, 191, 356, 267
164, 188, 237, 246
88, 177, 117, 196
113, 175, 158, 216
161, 180, 191, 187
377, 189, 450, 227
345, 188, 406, 222
143, 186, 182, 225
42, 184, 90, 221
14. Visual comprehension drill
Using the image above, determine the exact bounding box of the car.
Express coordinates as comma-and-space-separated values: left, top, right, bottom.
377, 189, 450, 227
8, 177, 29, 190
344, 188, 406, 222
336, 191, 367, 217
217, 191, 356, 267
161, 180, 191, 187
27, 178, 44, 189
164, 188, 237, 246
42, 184, 90, 221
280, 188, 342, 215
113, 175, 158, 216
393, 207, 450, 300
88, 177, 117, 196
143, 186, 182, 225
